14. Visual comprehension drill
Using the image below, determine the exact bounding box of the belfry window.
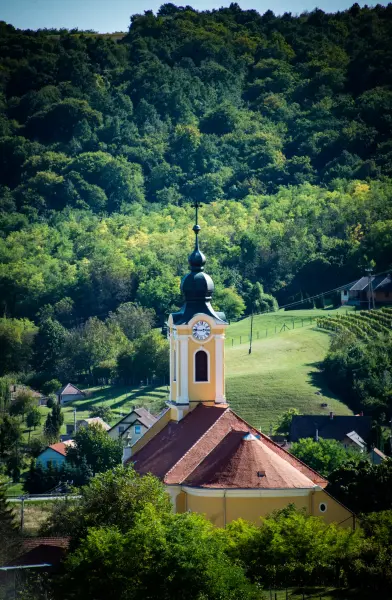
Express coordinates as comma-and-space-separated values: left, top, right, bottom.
195, 350, 208, 382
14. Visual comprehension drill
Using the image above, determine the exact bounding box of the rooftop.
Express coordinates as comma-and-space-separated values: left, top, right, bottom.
290, 414, 372, 443
129, 404, 327, 489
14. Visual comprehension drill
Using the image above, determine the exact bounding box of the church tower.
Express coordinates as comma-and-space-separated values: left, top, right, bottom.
167, 203, 228, 411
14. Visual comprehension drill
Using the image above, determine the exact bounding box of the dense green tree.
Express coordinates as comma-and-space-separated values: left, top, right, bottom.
0, 318, 37, 376
66, 423, 122, 476
40, 465, 172, 542
214, 286, 246, 321
33, 318, 67, 376
289, 437, 361, 478
327, 458, 392, 513
0, 478, 21, 566
89, 405, 113, 422
117, 330, 169, 384
56, 506, 258, 600
9, 390, 34, 421
44, 403, 64, 444
221, 505, 361, 588
26, 406, 42, 434
106, 302, 155, 341
0, 376, 12, 413
41, 378, 62, 396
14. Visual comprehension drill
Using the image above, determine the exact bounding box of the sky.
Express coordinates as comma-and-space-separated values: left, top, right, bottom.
0, 0, 387, 33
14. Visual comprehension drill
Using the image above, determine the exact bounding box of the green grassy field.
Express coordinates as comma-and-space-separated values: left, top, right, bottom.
225, 326, 352, 432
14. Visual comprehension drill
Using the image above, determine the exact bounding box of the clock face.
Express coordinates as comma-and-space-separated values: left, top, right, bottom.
192, 320, 211, 340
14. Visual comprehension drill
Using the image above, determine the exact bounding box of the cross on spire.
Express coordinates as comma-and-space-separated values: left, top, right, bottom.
191, 199, 202, 227
191, 200, 202, 249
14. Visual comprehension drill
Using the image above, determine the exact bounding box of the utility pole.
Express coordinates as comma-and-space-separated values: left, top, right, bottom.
365, 266, 375, 310
249, 311, 254, 355
19, 494, 27, 533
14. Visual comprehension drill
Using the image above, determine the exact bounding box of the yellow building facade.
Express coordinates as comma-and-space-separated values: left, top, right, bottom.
128, 210, 354, 529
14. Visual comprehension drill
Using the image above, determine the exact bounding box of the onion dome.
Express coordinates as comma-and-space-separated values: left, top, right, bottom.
181, 224, 214, 302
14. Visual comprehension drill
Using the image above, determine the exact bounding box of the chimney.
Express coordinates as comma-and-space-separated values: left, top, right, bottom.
330, 411, 334, 420
122, 445, 132, 464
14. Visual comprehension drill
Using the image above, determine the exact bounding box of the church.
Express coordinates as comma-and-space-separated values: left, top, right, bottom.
126, 209, 354, 529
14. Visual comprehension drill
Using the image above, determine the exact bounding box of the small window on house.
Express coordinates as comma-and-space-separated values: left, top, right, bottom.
319, 502, 327, 513
119, 426, 125, 434
195, 350, 208, 382
46, 460, 53, 468
134, 425, 141, 435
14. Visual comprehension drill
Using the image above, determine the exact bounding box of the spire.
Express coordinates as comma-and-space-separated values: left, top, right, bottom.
172, 200, 227, 325
188, 200, 206, 272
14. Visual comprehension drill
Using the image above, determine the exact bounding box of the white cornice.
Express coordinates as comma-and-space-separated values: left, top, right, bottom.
181, 486, 315, 498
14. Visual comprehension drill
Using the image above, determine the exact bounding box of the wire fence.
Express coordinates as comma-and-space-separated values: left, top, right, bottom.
225, 309, 357, 346
226, 316, 318, 346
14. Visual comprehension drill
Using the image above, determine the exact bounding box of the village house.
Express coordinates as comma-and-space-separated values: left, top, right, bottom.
108, 407, 157, 447
290, 413, 372, 450
341, 274, 392, 307
64, 416, 110, 438
56, 383, 85, 406
125, 210, 355, 529
36, 440, 74, 470
10, 384, 47, 406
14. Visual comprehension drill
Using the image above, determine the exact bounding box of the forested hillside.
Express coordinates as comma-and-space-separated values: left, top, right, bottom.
1, 3, 392, 331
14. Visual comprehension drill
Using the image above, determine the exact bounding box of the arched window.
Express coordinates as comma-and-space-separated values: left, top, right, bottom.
195, 350, 208, 382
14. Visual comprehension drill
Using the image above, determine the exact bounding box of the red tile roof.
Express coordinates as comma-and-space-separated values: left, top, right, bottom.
128, 404, 327, 489
183, 432, 316, 489
49, 441, 74, 456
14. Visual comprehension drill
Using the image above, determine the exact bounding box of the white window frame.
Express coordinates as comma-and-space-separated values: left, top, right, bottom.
193, 347, 210, 384
319, 502, 328, 513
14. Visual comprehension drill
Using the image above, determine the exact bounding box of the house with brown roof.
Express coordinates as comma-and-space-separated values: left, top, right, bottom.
126, 209, 355, 529
108, 407, 157, 448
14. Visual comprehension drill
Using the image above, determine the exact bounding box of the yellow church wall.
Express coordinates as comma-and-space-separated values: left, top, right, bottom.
186, 494, 225, 527
226, 496, 309, 524
180, 490, 354, 529
176, 491, 187, 514
188, 337, 216, 402
312, 490, 354, 528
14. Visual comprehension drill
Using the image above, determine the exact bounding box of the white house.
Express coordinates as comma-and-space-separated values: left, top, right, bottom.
56, 383, 85, 405
108, 407, 157, 446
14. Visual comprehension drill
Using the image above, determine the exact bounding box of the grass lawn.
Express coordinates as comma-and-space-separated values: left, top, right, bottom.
225, 326, 352, 432
226, 307, 354, 346
10, 500, 54, 536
